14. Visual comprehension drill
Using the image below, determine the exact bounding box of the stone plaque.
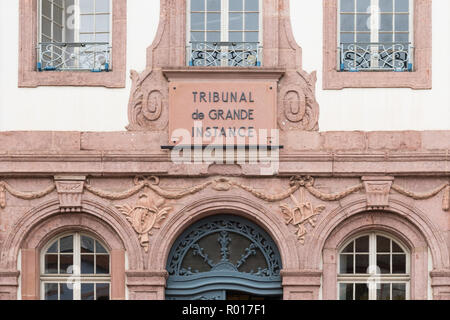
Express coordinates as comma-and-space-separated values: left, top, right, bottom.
169, 81, 278, 145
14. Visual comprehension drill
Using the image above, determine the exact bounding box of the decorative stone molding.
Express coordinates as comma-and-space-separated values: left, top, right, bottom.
127, 0, 320, 132
430, 270, 450, 300
18, 0, 127, 88
0, 180, 55, 210
362, 176, 394, 209
54, 176, 86, 213
323, 0, 432, 90
116, 194, 173, 252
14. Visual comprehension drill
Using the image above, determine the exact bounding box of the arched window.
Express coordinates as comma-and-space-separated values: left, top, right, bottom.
40, 233, 111, 300
166, 215, 282, 300
187, 0, 263, 66
338, 232, 410, 300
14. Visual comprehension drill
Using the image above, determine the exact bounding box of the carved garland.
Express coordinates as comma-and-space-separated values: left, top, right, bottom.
0, 177, 449, 251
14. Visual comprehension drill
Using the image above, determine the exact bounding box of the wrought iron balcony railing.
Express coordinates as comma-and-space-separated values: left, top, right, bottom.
188, 42, 262, 67
37, 42, 111, 72
340, 42, 413, 72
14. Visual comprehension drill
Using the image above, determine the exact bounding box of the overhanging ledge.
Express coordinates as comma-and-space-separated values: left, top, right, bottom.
162, 67, 285, 82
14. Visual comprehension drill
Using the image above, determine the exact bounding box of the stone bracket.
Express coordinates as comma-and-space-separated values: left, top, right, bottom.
54, 176, 86, 213
362, 176, 394, 209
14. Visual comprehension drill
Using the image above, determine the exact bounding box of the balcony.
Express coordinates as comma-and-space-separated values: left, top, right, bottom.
339, 42, 413, 72
188, 42, 262, 67
37, 42, 111, 72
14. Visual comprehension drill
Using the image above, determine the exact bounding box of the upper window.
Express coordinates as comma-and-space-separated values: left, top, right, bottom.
339, 0, 413, 72
187, 0, 262, 67
338, 233, 410, 300
40, 233, 111, 300
38, 0, 111, 72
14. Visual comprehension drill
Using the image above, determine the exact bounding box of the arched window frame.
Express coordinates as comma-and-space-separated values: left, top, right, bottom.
39, 232, 111, 300
186, 0, 264, 66
337, 231, 411, 300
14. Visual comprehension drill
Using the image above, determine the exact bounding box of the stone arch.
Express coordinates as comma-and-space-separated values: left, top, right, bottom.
0, 198, 143, 271
303, 197, 449, 300
304, 197, 449, 271
148, 195, 300, 274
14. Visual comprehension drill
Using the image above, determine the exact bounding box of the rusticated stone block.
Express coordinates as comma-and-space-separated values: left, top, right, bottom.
282, 131, 321, 151
367, 131, 422, 151
322, 131, 366, 151
0, 132, 80, 152
421, 131, 450, 150
81, 132, 168, 151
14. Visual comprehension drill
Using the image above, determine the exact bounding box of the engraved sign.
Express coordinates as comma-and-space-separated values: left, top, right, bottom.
169, 82, 278, 145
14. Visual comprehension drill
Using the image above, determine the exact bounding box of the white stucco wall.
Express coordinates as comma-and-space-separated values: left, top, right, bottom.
0, 0, 448, 132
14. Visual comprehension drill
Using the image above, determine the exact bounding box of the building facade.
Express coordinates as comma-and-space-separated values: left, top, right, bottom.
0, 0, 449, 300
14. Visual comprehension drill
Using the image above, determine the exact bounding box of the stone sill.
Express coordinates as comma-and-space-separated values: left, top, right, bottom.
162, 67, 285, 81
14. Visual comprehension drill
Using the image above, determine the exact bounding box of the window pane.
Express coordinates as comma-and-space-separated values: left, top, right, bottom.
245, 13, 259, 30
96, 14, 110, 33
392, 254, 406, 274
357, 0, 371, 12
245, 0, 259, 11
395, 0, 409, 12
230, 0, 243, 11
207, 13, 221, 30
379, 33, 393, 43
44, 283, 58, 300
80, 15, 95, 33
59, 283, 74, 301
356, 14, 370, 32
229, 13, 243, 31
380, 14, 393, 31
191, 13, 205, 30
392, 283, 406, 300
244, 32, 259, 42
229, 31, 243, 42
340, 0, 354, 12
60, 236, 73, 253
342, 241, 354, 253
207, 32, 220, 42
80, 0, 94, 13
207, 0, 221, 11
379, 0, 393, 12
96, 241, 108, 254
81, 236, 95, 253
340, 254, 354, 274
96, 255, 110, 274
47, 240, 58, 253
355, 236, 369, 252
191, 32, 205, 42
340, 14, 355, 32
377, 254, 391, 274
96, 283, 110, 300
81, 283, 95, 300
377, 283, 391, 300
355, 254, 369, 273
81, 255, 95, 274
191, 0, 205, 11
45, 255, 58, 274
60, 255, 74, 274
42, 0, 52, 18
96, 0, 110, 13
377, 236, 390, 253
339, 283, 353, 300
355, 283, 369, 300
392, 241, 404, 253
395, 14, 409, 32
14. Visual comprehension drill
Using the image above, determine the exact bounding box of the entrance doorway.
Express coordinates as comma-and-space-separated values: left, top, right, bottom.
165, 215, 283, 300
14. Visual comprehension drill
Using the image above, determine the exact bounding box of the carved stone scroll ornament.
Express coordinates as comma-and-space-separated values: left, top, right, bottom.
278, 72, 320, 131
127, 70, 168, 131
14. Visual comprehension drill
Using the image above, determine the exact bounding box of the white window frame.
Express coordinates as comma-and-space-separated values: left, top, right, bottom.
186, 0, 263, 66
337, 0, 414, 70
40, 232, 111, 301
337, 232, 411, 300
